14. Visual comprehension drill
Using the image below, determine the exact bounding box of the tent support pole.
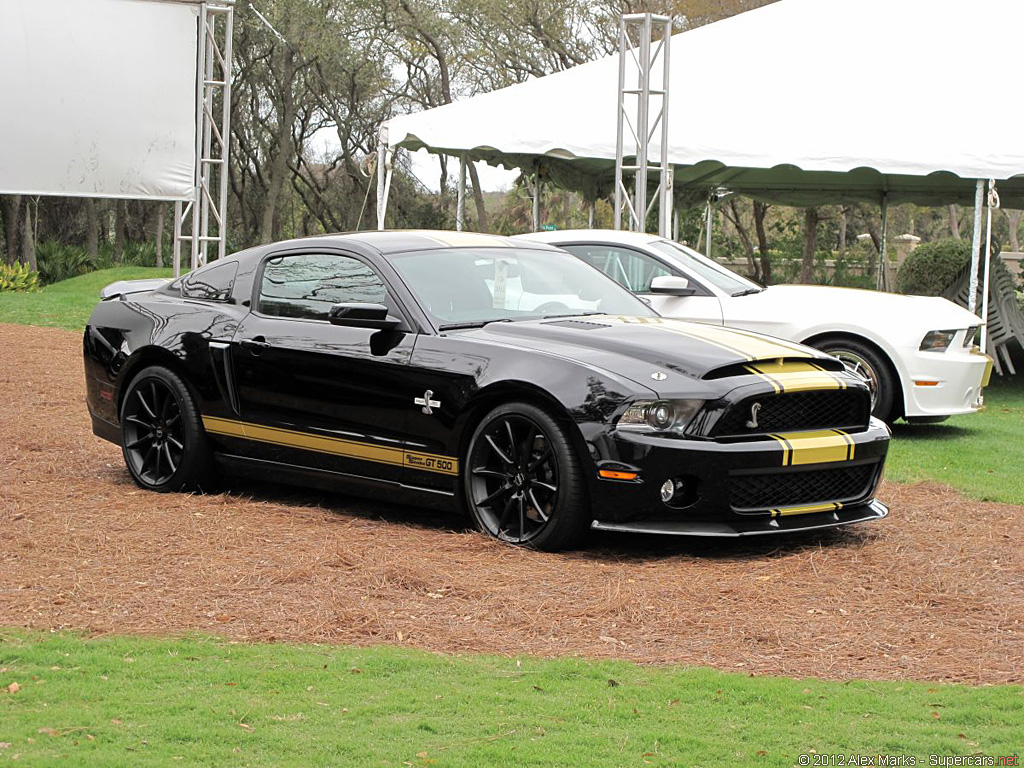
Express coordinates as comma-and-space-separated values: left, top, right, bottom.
171, 2, 233, 269
981, 179, 999, 353
705, 198, 713, 259
588, 200, 595, 228
382, 165, 393, 229
877, 193, 889, 291
456, 155, 466, 231
532, 167, 541, 232
614, 13, 671, 233
613, 15, 627, 232
968, 179, 984, 313
376, 128, 387, 230
173, 201, 183, 277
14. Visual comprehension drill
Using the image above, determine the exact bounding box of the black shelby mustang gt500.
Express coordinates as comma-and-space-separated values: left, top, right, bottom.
84, 230, 890, 551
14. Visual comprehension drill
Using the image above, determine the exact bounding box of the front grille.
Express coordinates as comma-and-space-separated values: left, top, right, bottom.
730, 462, 878, 512
713, 390, 869, 437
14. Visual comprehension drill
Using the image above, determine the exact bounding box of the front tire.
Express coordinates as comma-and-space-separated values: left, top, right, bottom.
120, 365, 212, 492
813, 336, 898, 423
463, 402, 589, 551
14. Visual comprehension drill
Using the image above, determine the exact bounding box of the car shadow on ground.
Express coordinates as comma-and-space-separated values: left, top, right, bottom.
210, 473, 877, 563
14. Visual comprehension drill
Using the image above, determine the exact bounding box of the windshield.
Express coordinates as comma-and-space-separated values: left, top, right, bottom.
389, 247, 657, 326
648, 240, 762, 296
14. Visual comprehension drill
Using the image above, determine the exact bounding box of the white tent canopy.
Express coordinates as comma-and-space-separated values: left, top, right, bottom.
382, 0, 1024, 209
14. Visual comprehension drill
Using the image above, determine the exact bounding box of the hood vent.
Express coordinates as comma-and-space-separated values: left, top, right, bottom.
542, 319, 613, 330
703, 356, 846, 381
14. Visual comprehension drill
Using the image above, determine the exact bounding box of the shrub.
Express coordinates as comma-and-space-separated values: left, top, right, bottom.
0, 262, 41, 292
36, 241, 94, 285
895, 238, 971, 296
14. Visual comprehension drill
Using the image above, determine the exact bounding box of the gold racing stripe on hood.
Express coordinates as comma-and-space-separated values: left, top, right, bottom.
769, 429, 855, 467
201, 416, 459, 476
598, 316, 813, 362
744, 360, 847, 394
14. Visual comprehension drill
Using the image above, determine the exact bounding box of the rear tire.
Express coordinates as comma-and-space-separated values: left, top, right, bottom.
813, 336, 898, 423
120, 365, 213, 493
463, 402, 589, 551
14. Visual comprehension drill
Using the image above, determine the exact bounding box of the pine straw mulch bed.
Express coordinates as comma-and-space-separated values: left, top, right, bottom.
0, 323, 1021, 684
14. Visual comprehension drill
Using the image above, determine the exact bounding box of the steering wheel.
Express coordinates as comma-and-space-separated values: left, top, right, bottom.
534, 301, 572, 316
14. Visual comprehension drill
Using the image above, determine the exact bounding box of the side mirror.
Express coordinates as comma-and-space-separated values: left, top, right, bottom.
650, 275, 696, 297
328, 302, 400, 330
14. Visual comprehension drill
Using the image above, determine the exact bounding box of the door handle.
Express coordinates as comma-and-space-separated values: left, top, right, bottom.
239, 336, 271, 354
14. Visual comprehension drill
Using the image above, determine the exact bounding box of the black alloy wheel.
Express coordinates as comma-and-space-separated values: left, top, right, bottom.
465, 402, 589, 551
120, 365, 212, 492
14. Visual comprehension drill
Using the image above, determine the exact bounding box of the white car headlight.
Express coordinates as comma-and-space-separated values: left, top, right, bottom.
920, 329, 957, 352
617, 399, 704, 434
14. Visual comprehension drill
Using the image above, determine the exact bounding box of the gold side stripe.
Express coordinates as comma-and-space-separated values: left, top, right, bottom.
770, 429, 855, 466
202, 416, 459, 476
771, 502, 844, 518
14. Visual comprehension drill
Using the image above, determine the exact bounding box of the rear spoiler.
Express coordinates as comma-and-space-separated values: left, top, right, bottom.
100, 278, 173, 300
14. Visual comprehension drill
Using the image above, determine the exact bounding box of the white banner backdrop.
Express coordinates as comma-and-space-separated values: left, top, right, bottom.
0, 0, 199, 201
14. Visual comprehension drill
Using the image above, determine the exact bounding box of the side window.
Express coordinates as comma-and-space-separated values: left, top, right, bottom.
258, 253, 389, 321
182, 260, 238, 302
560, 244, 672, 293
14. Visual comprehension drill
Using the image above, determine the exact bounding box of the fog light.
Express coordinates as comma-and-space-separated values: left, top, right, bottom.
660, 479, 676, 503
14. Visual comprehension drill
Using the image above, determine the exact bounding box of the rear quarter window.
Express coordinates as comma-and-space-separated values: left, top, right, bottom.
181, 260, 239, 302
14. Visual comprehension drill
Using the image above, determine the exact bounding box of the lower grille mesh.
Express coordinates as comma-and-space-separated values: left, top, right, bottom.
731, 463, 878, 512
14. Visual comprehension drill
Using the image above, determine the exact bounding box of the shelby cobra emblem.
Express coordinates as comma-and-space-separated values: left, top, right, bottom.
746, 402, 762, 429
82, 230, 889, 551
414, 389, 441, 415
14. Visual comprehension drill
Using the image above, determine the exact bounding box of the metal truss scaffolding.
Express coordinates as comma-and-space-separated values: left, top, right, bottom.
174, 1, 234, 276
614, 13, 673, 237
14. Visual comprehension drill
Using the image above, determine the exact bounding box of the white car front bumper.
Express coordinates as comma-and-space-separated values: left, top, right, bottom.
898, 344, 993, 418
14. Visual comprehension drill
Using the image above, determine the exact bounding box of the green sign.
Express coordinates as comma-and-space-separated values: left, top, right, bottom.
540, 224, 558, 231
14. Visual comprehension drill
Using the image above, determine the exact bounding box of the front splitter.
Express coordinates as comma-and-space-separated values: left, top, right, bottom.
591, 499, 888, 538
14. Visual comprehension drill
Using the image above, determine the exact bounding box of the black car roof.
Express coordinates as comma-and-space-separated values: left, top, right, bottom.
224, 230, 563, 265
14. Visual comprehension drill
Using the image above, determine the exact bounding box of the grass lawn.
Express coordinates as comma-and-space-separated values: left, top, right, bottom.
887, 372, 1024, 505
0, 267, 172, 331
0, 632, 1021, 767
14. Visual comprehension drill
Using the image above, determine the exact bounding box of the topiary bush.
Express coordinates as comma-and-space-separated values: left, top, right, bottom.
0, 262, 41, 292
895, 238, 971, 296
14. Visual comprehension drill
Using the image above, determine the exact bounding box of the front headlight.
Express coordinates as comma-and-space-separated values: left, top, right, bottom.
920, 329, 957, 352
616, 399, 704, 434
